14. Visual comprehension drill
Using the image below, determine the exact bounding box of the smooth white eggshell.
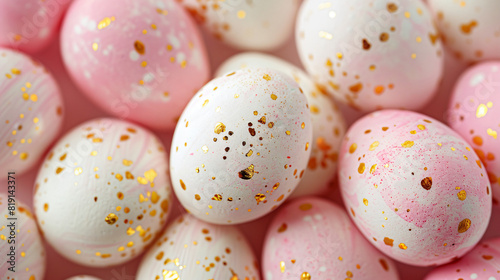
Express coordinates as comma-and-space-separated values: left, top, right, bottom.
339, 110, 492, 266
170, 68, 313, 224
137, 214, 260, 280
263, 197, 399, 280
296, 0, 444, 112
33, 118, 172, 267
215, 52, 346, 197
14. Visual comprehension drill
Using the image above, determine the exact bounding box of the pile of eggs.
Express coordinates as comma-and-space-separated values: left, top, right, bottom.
0, 0, 499, 279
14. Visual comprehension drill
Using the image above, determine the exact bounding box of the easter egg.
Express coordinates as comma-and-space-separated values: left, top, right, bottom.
262, 197, 399, 280
60, 0, 210, 130
0, 48, 64, 177
428, 0, 500, 62
170, 68, 312, 224
448, 61, 500, 206
178, 0, 300, 50
137, 214, 260, 280
216, 52, 346, 197
66, 276, 102, 280
0, 194, 46, 280
33, 118, 172, 267
296, 0, 444, 112
0, 0, 71, 53
339, 110, 492, 266
425, 237, 500, 280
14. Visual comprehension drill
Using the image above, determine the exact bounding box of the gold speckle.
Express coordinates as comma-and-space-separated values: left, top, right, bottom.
387, 3, 398, 12
457, 190, 467, 201
97, 17, 114, 30
405, 11, 411, 18
246, 150, 253, 157
411, 53, 417, 59
263, 74, 271, 81
285, 131, 291, 135
105, 213, 118, 225
461, 20, 478, 34
384, 237, 394, 247
30, 94, 38, 102
305, 142, 309, 151
92, 43, 98, 51
362, 39, 371, 50
349, 143, 357, 153
319, 31, 333, 40
363, 198, 368, 206
370, 164, 377, 174
43, 203, 49, 212
418, 125, 426, 130
380, 32, 389, 42
19, 153, 28, 160
123, 159, 133, 166
202, 145, 209, 153
369, 141, 379, 151
358, 163, 366, 174
299, 203, 312, 211
55, 167, 64, 174
458, 218, 471, 233
180, 180, 186, 190
301, 272, 311, 280
74, 167, 83, 176
421, 177, 432, 190
134, 40, 145, 55
270, 94, 278, 100
214, 122, 226, 134
278, 223, 287, 233
487, 128, 498, 139
237, 10, 246, 19
401, 141, 414, 148
115, 173, 123, 181
120, 135, 130, 141
239, 164, 255, 180
195, 194, 201, 200
399, 243, 408, 250
254, 193, 266, 203
477, 104, 488, 118
280, 261, 286, 273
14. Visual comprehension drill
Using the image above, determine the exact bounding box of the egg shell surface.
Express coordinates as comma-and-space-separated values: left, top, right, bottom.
178, 0, 300, 51
262, 196, 400, 280
60, 0, 210, 130
0, 194, 46, 280
0, 48, 64, 178
170, 68, 313, 224
428, 0, 500, 62
215, 52, 346, 198
33, 118, 172, 267
339, 110, 492, 266
448, 61, 500, 206
296, 0, 444, 112
66, 276, 102, 280
137, 213, 260, 280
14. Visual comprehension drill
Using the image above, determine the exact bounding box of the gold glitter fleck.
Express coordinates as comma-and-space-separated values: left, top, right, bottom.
399, 243, 408, 250
369, 141, 379, 151
401, 141, 414, 148
92, 43, 98, 51
263, 74, 271, 81
202, 145, 209, 153
105, 213, 118, 225
358, 163, 366, 174
384, 237, 394, 247
370, 164, 377, 174
349, 143, 357, 153
299, 203, 312, 211
74, 167, 83, 176
214, 122, 226, 134
271, 94, 277, 100
180, 180, 186, 190
458, 218, 471, 233
237, 10, 246, 19
134, 40, 145, 55
319, 31, 333, 40
363, 198, 368, 206
421, 177, 432, 190
457, 190, 467, 201
239, 164, 255, 180
301, 272, 311, 280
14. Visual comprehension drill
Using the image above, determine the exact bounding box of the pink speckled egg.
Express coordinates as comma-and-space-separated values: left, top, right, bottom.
0, 48, 64, 178
0, 0, 72, 54
296, 0, 444, 112
170, 68, 312, 224
262, 197, 399, 280
0, 194, 46, 280
448, 61, 500, 206
339, 110, 492, 266
428, 0, 500, 62
215, 52, 346, 198
137, 214, 260, 279
33, 118, 172, 267
178, 0, 300, 51
66, 276, 102, 280
60, 0, 210, 130
425, 237, 500, 280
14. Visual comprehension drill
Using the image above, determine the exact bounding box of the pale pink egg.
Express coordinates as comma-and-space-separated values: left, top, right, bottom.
0, 48, 64, 178
0, 194, 46, 280
428, 0, 500, 62
0, 0, 72, 54
170, 68, 312, 224
339, 110, 492, 266
262, 197, 399, 280
425, 237, 500, 280
296, 0, 444, 112
60, 0, 210, 130
215, 52, 346, 198
448, 61, 500, 206
33, 118, 172, 267
137, 214, 260, 280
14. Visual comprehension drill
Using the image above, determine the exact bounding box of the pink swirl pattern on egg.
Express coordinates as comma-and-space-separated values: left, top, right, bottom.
339, 110, 492, 266
0, 194, 46, 280
0, 48, 64, 177
448, 61, 500, 206
60, 0, 210, 130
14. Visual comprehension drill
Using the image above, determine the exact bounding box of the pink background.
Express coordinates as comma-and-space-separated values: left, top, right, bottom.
11, 19, 500, 280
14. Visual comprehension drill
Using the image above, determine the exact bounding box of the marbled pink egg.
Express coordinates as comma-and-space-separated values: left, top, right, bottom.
0, 194, 46, 280
296, 0, 444, 112
170, 68, 312, 224
66, 276, 102, 280
33, 118, 172, 267
339, 110, 492, 266
215, 52, 346, 198
60, 0, 210, 130
0, 48, 64, 178
137, 214, 260, 280
263, 197, 399, 280
428, 0, 500, 62
178, 0, 300, 51
448, 61, 500, 206
0, 0, 72, 53
425, 237, 500, 280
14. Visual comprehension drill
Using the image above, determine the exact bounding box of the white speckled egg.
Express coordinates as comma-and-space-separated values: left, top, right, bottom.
215, 52, 346, 197
447, 61, 500, 206
0, 194, 46, 280
33, 118, 172, 267
137, 214, 260, 279
428, 0, 500, 62
296, 0, 444, 112
60, 0, 210, 130
0, 48, 64, 178
178, 0, 300, 50
425, 237, 500, 280
66, 276, 102, 280
339, 110, 492, 266
263, 197, 399, 280
170, 68, 312, 224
